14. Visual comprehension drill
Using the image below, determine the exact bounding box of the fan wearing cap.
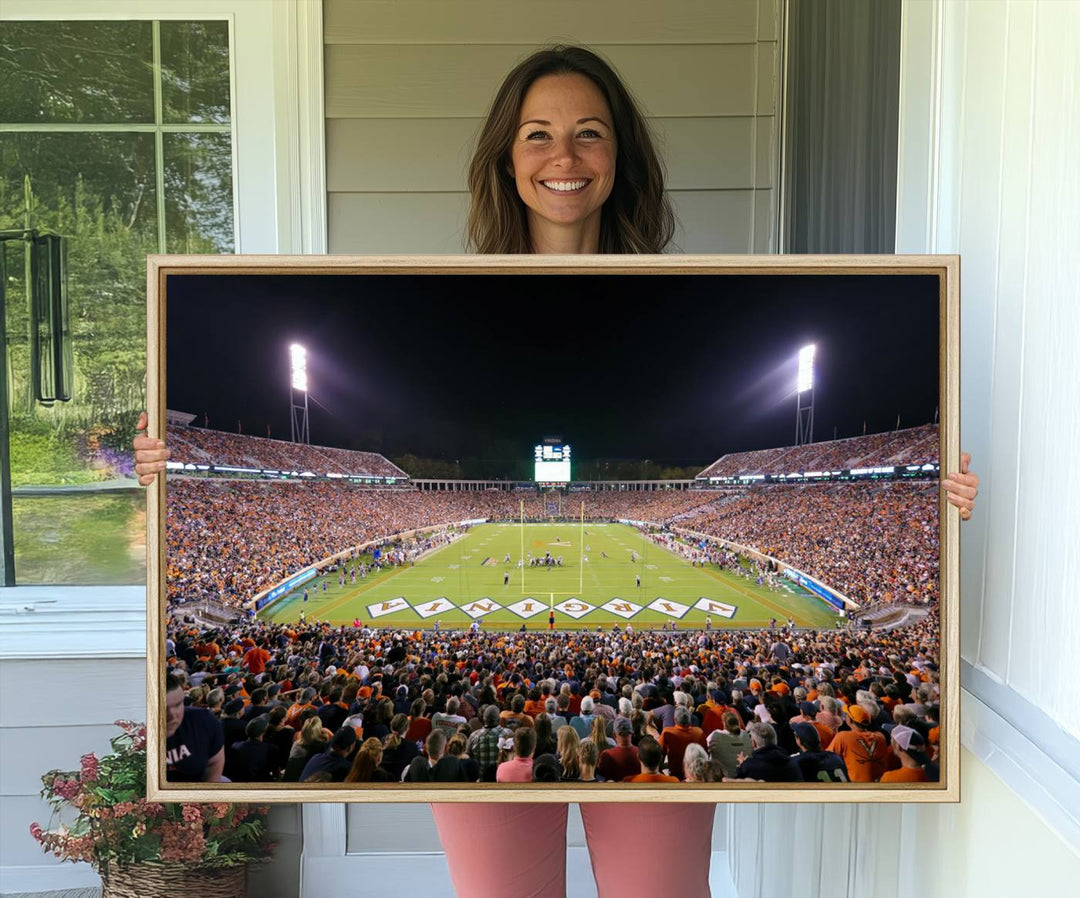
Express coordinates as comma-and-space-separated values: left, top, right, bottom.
791, 722, 848, 783
596, 716, 640, 783
659, 707, 708, 781
791, 700, 836, 750
825, 704, 890, 783
299, 726, 357, 783
226, 715, 281, 782
219, 694, 249, 761
700, 690, 745, 737
880, 725, 930, 783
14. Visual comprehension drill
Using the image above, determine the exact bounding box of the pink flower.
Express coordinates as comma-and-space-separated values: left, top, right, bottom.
52, 777, 80, 801
181, 805, 202, 824
160, 822, 206, 863
80, 753, 100, 782
29, 822, 43, 842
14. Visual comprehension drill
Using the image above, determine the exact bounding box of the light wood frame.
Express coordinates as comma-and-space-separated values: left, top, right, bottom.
145, 253, 960, 803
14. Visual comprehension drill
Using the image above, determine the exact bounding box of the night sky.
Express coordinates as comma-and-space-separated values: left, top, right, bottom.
166, 273, 940, 469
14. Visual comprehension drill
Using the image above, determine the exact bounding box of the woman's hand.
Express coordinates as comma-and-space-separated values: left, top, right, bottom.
133, 411, 170, 486
941, 452, 979, 521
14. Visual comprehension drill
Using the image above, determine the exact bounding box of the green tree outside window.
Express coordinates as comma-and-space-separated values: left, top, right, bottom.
0, 20, 234, 584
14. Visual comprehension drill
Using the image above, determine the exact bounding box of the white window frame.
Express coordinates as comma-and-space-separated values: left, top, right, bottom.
0, 0, 326, 660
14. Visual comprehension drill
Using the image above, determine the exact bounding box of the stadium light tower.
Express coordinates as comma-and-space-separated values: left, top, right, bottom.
795, 343, 815, 445
289, 343, 310, 444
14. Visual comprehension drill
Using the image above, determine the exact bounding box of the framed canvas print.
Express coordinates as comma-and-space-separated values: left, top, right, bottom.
145, 254, 960, 804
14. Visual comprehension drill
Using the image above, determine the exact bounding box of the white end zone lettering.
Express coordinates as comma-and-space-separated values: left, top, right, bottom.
463, 598, 501, 619
414, 598, 452, 619
601, 598, 643, 619
647, 597, 690, 619
367, 596, 411, 618
507, 599, 547, 619
693, 597, 737, 619
554, 598, 593, 620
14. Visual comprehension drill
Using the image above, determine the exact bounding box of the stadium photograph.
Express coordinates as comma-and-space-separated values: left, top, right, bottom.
155, 263, 951, 797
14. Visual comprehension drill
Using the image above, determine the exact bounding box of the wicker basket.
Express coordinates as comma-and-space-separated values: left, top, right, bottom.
100, 861, 247, 898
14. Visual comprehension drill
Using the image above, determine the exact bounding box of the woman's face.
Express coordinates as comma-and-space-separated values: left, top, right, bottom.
509, 73, 616, 242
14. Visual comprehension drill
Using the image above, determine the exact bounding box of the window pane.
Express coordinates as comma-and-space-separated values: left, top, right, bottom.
0, 21, 154, 124
164, 132, 235, 252
12, 493, 146, 585
2, 132, 156, 584
1, 20, 235, 587
160, 21, 232, 124
1, 132, 157, 427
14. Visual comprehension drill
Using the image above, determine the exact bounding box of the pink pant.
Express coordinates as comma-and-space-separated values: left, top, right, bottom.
431, 802, 716, 898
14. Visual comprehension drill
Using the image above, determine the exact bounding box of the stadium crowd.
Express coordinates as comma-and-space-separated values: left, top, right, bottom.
170, 421, 935, 484
164, 615, 941, 786
168, 426, 407, 480
697, 424, 938, 479
676, 482, 940, 606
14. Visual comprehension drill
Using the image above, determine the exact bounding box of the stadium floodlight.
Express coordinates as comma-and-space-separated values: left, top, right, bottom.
290, 343, 308, 392
797, 344, 815, 393
289, 343, 310, 444
795, 344, 815, 445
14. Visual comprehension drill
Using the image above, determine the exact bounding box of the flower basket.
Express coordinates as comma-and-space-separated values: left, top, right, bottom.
101, 860, 247, 898
31, 721, 273, 886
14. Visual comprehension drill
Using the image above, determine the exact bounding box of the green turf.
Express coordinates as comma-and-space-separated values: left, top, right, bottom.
261, 523, 840, 631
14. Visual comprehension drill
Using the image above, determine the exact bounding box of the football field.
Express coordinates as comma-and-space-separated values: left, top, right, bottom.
262, 522, 840, 630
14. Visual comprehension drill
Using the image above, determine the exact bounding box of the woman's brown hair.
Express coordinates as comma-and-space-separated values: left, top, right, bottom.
383, 712, 410, 753
345, 737, 385, 783
590, 715, 609, 758
556, 725, 580, 779
467, 45, 674, 254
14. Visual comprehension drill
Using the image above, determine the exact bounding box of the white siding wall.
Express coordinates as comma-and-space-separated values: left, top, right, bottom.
730, 1, 1080, 894
324, 0, 782, 253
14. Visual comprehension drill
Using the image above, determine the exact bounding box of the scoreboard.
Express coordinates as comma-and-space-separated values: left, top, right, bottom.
534, 442, 571, 483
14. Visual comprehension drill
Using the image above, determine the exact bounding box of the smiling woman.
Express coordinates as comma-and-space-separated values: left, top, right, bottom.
466, 45, 674, 254
509, 73, 617, 253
